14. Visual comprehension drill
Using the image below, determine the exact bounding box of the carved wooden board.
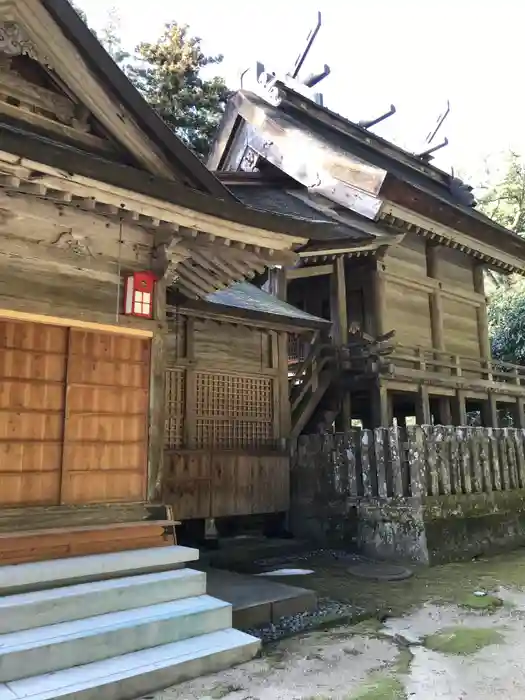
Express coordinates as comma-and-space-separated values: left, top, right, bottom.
0, 319, 150, 508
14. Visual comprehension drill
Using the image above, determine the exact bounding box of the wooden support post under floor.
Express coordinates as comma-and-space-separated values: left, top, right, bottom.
435, 396, 452, 426
370, 383, 390, 428
415, 385, 431, 425
452, 390, 468, 426
516, 398, 525, 429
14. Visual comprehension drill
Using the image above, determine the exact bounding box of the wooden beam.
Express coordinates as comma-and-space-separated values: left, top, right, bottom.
382, 200, 525, 273
287, 264, 334, 279
0, 307, 153, 337
0, 156, 307, 249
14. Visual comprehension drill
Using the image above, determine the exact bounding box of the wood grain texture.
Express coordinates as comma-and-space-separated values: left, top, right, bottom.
0, 522, 169, 566
163, 451, 289, 518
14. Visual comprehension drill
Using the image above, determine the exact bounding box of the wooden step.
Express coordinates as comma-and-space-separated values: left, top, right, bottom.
0, 521, 176, 566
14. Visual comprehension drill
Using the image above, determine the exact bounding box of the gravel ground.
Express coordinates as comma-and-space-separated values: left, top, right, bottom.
246, 596, 366, 643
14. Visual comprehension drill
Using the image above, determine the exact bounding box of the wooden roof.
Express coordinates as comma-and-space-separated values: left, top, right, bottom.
170, 281, 329, 331
210, 83, 525, 274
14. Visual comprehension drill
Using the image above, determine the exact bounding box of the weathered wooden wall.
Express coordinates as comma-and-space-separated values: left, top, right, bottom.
382, 234, 483, 357
163, 309, 291, 518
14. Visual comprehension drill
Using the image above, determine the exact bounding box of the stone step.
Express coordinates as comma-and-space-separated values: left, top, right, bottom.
0, 569, 206, 634
0, 628, 260, 700
0, 546, 199, 595
0, 595, 231, 682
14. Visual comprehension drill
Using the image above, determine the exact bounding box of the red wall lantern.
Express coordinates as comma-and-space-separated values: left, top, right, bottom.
123, 272, 156, 318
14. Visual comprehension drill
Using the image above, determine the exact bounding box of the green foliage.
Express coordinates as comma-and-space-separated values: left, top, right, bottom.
477, 152, 525, 362
98, 7, 129, 65
488, 278, 525, 363
69, 5, 229, 159
478, 152, 525, 234
128, 23, 231, 159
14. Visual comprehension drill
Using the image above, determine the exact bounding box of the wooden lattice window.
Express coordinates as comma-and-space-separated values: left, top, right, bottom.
194, 371, 274, 449
165, 368, 185, 448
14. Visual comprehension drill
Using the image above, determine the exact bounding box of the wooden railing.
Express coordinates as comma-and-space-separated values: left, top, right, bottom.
289, 332, 335, 436
389, 344, 525, 388
293, 425, 525, 501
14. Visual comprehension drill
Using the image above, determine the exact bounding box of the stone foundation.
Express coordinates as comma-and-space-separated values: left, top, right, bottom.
291, 429, 525, 565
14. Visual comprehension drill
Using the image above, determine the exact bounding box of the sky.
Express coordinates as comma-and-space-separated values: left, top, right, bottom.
77, 0, 525, 187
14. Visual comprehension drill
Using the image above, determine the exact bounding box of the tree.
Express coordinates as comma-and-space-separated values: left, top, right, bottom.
129, 23, 231, 159
98, 7, 129, 66
478, 152, 525, 362
477, 152, 525, 235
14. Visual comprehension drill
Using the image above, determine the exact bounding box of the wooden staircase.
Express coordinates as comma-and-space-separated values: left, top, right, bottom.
289, 329, 396, 437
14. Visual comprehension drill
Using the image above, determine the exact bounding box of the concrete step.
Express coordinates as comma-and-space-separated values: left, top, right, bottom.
0, 569, 206, 635
0, 546, 199, 595
0, 628, 260, 700
0, 595, 231, 682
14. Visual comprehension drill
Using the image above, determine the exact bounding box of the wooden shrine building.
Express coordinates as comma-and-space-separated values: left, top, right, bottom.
163, 282, 328, 525
0, 0, 332, 563
209, 66, 525, 436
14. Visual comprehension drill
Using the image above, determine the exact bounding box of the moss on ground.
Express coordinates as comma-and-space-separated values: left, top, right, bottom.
423, 626, 504, 655
245, 549, 525, 620
347, 674, 407, 700
458, 593, 503, 611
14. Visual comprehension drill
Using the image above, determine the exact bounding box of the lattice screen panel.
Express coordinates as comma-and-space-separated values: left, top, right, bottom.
195, 371, 274, 448
165, 368, 185, 448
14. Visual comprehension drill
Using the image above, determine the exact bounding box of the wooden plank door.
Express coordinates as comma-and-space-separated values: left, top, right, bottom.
0, 320, 67, 506
60, 329, 151, 505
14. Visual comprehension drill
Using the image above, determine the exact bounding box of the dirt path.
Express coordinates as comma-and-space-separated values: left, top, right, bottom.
142, 550, 525, 699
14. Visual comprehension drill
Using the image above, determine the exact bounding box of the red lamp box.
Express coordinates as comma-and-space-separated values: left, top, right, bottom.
123, 272, 156, 318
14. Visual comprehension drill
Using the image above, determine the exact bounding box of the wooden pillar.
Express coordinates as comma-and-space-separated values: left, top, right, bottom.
473, 264, 491, 360
330, 257, 352, 429
415, 385, 431, 425
435, 396, 452, 426
452, 390, 467, 426
426, 243, 445, 352
330, 257, 348, 344
147, 277, 167, 502
516, 398, 525, 429
372, 265, 387, 337
488, 393, 499, 428
371, 382, 390, 427
277, 331, 292, 438
269, 266, 287, 301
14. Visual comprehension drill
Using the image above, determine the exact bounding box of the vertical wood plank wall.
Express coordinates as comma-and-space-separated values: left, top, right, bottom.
382, 234, 485, 358
163, 312, 290, 519
0, 319, 151, 508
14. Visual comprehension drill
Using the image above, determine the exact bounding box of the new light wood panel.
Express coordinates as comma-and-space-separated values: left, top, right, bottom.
443, 298, 480, 358
60, 329, 151, 505
0, 320, 67, 506
385, 280, 433, 347
0, 522, 169, 566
